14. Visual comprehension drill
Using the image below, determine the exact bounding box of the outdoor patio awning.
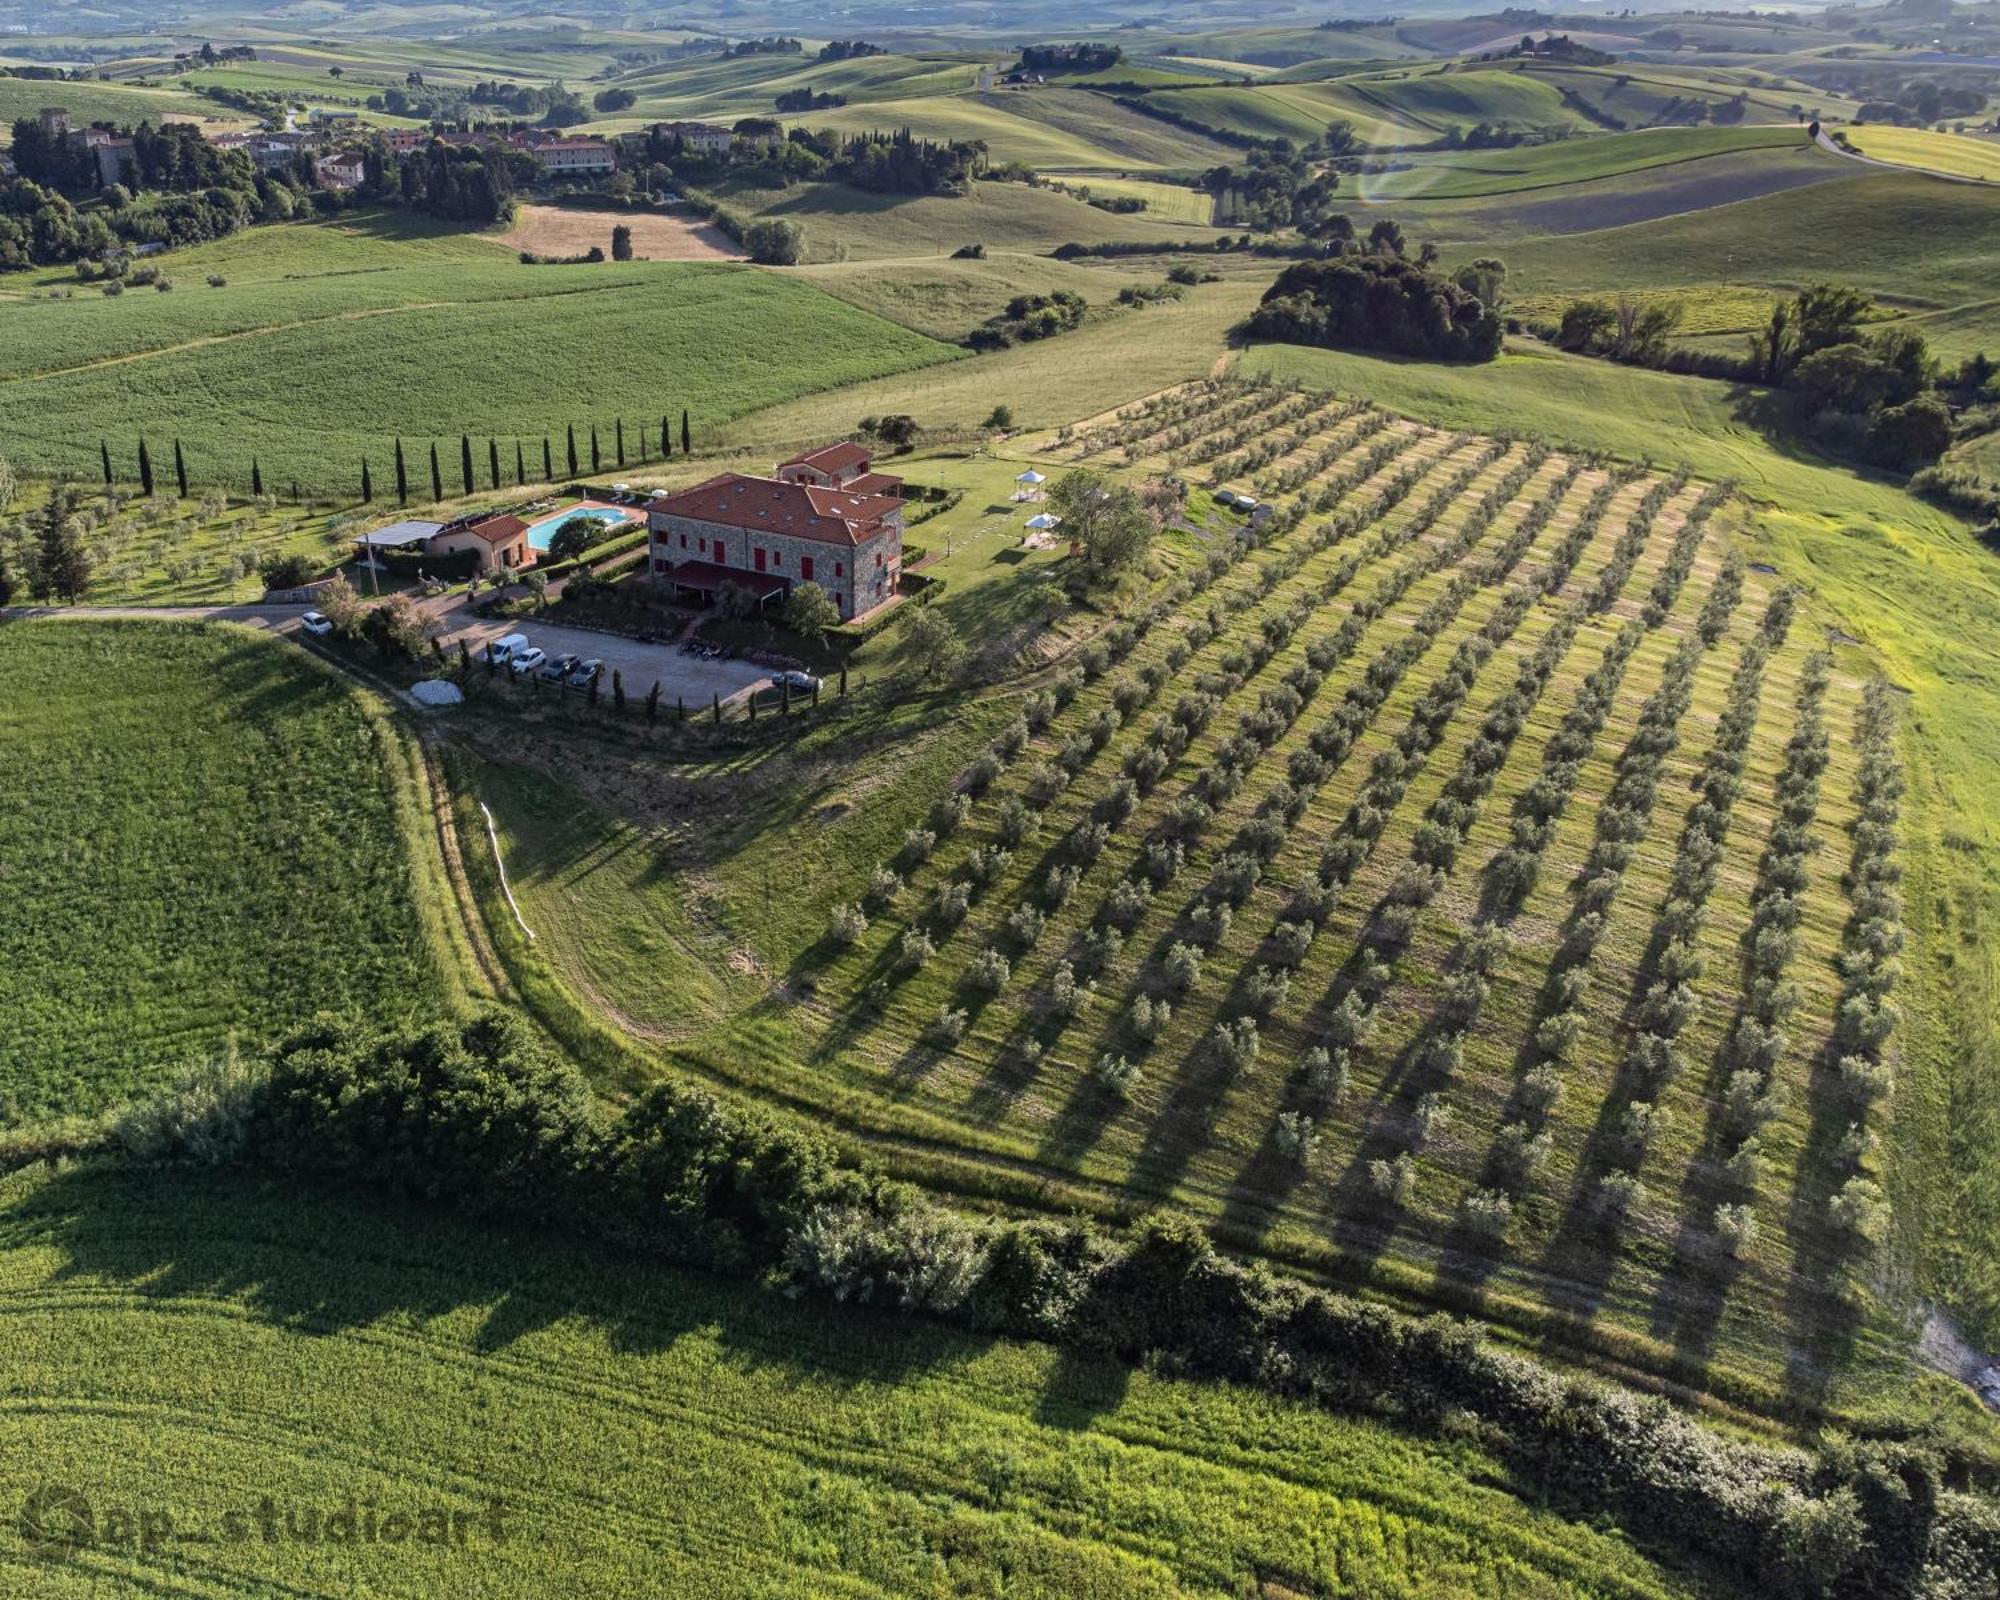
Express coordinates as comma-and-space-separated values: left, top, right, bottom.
664, 560, 786, 601
353, 519, 443, 550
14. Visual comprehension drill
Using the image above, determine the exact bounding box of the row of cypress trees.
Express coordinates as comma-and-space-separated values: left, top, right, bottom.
95, 409, 695, 508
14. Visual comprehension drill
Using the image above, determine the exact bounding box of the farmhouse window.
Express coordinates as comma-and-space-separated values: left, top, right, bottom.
801, 557, 814, 581
834, 562, 843, 577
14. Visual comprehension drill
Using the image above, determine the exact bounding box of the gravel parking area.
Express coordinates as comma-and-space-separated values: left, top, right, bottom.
434, 612, 772, 705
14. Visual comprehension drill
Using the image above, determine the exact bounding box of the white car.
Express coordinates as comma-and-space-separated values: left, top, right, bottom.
488, 632, 530, 665
510, 646, 548, 676
299, 611, 333, 636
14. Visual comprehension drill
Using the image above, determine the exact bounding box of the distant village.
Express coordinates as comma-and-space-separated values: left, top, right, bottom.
4, 102, 789, 191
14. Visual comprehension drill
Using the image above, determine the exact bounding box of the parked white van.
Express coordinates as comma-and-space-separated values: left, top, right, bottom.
488, 633, 531, 665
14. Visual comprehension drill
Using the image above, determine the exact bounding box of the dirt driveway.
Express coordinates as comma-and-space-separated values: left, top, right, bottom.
500, 205, 745, 262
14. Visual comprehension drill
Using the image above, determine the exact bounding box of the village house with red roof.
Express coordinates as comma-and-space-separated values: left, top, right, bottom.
645, 443, 904, 622
428, 510, 532, 574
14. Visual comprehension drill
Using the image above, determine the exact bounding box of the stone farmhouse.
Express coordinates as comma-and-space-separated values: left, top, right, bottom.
645, 443, 904, 623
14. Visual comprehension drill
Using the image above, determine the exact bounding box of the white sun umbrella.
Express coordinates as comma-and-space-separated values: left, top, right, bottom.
1024, 512, 1061, 530
1015, 469, 1047, 484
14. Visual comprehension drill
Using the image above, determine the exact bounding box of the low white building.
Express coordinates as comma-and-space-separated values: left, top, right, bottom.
527, 138, 617, 175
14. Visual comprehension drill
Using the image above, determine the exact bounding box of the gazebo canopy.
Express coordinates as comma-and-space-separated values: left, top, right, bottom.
1015, 469, 1047, 484
1024, 512, 1062, 530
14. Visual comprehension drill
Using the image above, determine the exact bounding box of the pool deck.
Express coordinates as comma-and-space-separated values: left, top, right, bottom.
525, 499, 647, 555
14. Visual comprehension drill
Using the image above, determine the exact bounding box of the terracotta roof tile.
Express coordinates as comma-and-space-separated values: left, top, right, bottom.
647, 473, 897, 548
781, 441, 871, 474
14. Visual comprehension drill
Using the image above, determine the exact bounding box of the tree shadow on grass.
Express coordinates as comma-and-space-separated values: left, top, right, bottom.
18, 1161, 979, 1393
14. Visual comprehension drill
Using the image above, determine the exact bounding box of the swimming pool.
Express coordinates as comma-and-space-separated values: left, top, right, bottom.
524, 503, 641, 553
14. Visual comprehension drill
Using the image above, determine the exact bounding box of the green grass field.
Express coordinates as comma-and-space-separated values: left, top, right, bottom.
1053, 176, 1217, 225
0, 76, 237, 137
1843, 125, 2000, 183
793, 252, 1130, 341
0, 1161, 1708, 1599
1137, 66, 1596, 146
0, 213, 959, 496
1492, 171, 2000, 358
721, 178, 1227, 263
1353, 125, 1810, 202
0, 620, 465, 1122
777, 89, 1236, 173
717, 278, 1264, 446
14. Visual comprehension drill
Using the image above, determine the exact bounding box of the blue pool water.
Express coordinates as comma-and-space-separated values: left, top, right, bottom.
524, 504, 640, 552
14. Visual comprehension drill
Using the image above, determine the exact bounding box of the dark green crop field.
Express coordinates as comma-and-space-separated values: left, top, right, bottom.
0, 1161, 1705, 1600
0, 621, 459, 1121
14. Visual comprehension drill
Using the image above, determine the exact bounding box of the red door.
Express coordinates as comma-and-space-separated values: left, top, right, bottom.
754, 548, 766, 573
801, 556, 815, 581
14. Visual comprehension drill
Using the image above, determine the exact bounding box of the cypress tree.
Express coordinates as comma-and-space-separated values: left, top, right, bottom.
543, 437, 553, 480
565, 425, 578, 478
138, 437, 154, 498
615, 417, 625, 467
99, 440, 112, 488
489, 438, 501, 490
394, 438, 409, 504
660, 414, 670, 457
590, 424, 601, 474
173, 439, 188, 498
647, 681, 660, 723
460, 434, 474, 496
681, 409, 691, 454
516, 441, 526, 486
612, 668, 625, 714
361, 459, 373, 502
251, 458, 263, 497
429, 442, 443, 502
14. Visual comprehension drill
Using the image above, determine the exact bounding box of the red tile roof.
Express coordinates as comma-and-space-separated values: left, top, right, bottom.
660, 559, 786, 596
845, 471, 903, 496
781, 441, 871, 475
450, 513, 528, 546
648, 474, 899, 547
